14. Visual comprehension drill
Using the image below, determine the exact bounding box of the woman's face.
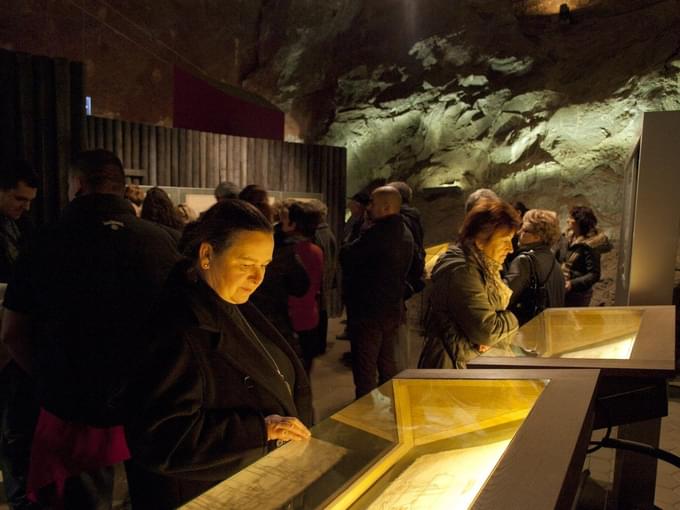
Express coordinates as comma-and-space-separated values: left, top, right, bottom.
567, 215, 577, 233
476, 227, 515, 264
200, 230, 274, 304
279, 209, 295, 233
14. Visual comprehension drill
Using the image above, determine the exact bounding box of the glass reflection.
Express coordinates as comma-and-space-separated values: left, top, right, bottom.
181, 379, 546, 510
483, 308, 643, 360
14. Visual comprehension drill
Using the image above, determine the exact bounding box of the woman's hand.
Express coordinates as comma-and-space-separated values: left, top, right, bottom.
565, 280, 572, 291
477, 344, 491, 353
265, 415, 311, 442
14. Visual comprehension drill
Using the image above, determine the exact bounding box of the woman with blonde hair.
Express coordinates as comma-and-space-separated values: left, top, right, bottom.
505, 209, 565, 325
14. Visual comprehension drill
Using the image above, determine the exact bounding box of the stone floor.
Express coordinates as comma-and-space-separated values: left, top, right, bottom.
1, 316, 679, 509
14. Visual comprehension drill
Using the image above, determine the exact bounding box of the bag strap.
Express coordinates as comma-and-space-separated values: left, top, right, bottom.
524, 250, 555, 287
522, 251, 539, 288
542, 258, 556, 286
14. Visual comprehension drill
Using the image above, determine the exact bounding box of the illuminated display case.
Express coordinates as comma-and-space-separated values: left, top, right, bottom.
469, 306, 676, 508
182, 369, 599, 510
471, 306, 675, 376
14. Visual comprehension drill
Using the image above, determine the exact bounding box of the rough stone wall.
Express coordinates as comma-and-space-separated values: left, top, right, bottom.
245, 0, 680, 304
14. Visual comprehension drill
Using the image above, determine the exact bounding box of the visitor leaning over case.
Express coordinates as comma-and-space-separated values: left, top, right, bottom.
125, 200, 312, 510
419, 198, 520, 369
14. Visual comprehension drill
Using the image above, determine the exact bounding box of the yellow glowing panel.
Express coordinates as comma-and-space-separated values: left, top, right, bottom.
559, 336, 636, 359
366, 440, 510, 510
505, 308, 643, 360
328, 379, 546, 510
182, 379, 547, 510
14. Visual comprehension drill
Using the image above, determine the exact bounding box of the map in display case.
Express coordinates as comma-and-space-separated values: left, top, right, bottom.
182, 370, 599, 510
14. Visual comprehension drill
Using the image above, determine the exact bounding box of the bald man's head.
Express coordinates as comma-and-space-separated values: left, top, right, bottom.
368, 186, 402, 220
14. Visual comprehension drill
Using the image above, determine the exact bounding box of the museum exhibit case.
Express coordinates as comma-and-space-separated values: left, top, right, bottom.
473, 306, 675, 375
182, 369, 599, 510
614, 111, 680, 307
469, 305, 676, 508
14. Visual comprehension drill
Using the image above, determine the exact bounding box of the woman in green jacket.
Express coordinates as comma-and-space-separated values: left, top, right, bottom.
419, 198, 521, 368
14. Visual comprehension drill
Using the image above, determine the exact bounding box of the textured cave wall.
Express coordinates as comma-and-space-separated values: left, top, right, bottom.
242, 0, 680, 304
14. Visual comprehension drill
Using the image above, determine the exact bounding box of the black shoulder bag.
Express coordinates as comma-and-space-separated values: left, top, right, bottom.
512, 251, 556, 325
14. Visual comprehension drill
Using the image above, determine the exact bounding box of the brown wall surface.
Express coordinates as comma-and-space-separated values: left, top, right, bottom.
0, 1, 264, 128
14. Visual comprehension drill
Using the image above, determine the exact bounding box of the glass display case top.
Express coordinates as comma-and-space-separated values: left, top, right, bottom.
484, 308, 643, 360
182, 378, 547, 510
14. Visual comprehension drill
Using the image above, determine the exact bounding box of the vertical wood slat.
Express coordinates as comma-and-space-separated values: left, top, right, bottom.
245, 138, 254, 185
198, 131, 206, 187
258, 139, 269, 189
87, 117, 95, 149
146, 126, 155, 185
131, 122, 140, 169
227, 136, 238, 185
211, 133, 220, 187
283, 143, 293, 192
157, 128, 164, 185
104, 118, 114, 152
95, 117, 105, 149
295, 143, 305, 192
209, 133, 216, 187
269, 139, 281, 192
171, 128, 180, 186
205, 132, 213, 188
239, 137, 248, 187
192, 130, 200, 188
280, 142, 289, 192
53, 58, 72, 214
114, 120, 123, 161
219, 135, 227, 183
152, 126, 161, 185
164, 128, 172, 186
123, 121, 132, 167
181, 129, 191, 187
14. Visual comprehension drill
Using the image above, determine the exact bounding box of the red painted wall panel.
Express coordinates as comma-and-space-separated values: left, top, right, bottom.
173, 66, 284, 140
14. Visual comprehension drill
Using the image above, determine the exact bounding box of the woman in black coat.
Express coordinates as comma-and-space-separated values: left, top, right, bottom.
505, 209, 565, 325
125, 200, 312, 509
556, 206, 611, 307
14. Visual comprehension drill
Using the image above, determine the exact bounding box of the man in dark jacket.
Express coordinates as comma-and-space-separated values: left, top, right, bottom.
1, 149, 179, 508
250, 229, 310, 355
340, 186, 414, 398
0, 160, 39, 510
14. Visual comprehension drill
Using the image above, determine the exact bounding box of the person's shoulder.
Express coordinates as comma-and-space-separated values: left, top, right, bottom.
510, 251, 533, 270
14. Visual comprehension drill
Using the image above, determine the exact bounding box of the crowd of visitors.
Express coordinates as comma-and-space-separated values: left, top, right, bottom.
0, 148, 613, 509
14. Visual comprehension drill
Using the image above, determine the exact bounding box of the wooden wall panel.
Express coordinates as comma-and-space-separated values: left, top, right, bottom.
84, 116, 346, 315
171, 128, 180, 186
83, 115, 346, 230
